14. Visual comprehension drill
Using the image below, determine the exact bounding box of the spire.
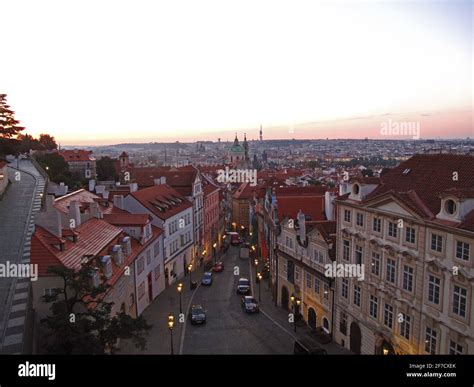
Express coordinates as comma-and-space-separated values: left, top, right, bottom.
259, 124, 263, 141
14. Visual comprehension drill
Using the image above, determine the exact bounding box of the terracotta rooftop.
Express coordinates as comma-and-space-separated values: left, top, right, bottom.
54, 189, 113, 214
130, 184, 192, 220
58, 149, 95, 162
103, 213, 152, 227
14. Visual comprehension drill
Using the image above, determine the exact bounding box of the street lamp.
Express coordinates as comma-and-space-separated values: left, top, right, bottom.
168, 314, 175, 355
177, 283, 183, 314
257, 272, 262, 301
213, 242, 217, 263
188, 263, 193, 287
291, 295, 301, 332
254, 258, 259, 267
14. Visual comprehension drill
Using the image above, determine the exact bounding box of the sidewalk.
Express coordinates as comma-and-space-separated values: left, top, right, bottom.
248, 261, 352, 355
119, 260, 209, 354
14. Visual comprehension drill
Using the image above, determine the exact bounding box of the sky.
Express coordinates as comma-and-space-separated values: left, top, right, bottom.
1, 0, 472, 145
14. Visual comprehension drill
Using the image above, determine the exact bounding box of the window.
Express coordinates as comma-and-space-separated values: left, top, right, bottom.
453, 285, 467, 318
314, 277, 321, 294
341, 278, 348, 299
282, 259, 288, 276
371, 252, 380, 276
356, 213, 364, 227
314, 249, 325, 264
344, 209, 351, 223
353, 284, 361, 307
323, 283, 329, 303
431, 234, 443, 253
138, 282, 145, 300
388, 222, 397, 238
154, 241, 160, 257
43, 288, 57, 297
146, 250, 151, 266
402, 265, 414, 292
424, 327, 437, 354
154, 265, 161, 281
286, 236, 294, 249
405, 227, 416, 244
339, 312, 347, 335
386, 258, 396, 284
343, 240, 350, 261
449, 340, 464, 355
137, 257, 145, 275
428, 275, 440, 305
445, 199, 457, 215
400, 313, 411, 340
355, 245, 363, 265
456, 241, 470, 261
305, 273, 312, 289
369, 295, 378, 319
295, 266, 301, 283
384, 303, 393, 329
373, 217, 381, 233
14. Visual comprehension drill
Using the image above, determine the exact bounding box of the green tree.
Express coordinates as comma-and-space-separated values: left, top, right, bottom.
38, 134, 58, 150
97, 156, 118, 181
0, 94, 25, 139
41, 263, 152, 354
35, 153, 70, 182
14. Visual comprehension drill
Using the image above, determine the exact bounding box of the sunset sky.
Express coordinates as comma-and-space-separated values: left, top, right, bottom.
1, 0, 472, 145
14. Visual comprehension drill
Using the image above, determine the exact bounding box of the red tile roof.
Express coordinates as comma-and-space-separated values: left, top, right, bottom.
130, 184, 192, 220
364, 154, 474, 217
31, 219, 123, 276
275, 185, 327, 221
103, 213, 151, 227
0, 160, 7, 169
130, 166, 198, 196
58, 149, 95, 162
54, 189, 113, 214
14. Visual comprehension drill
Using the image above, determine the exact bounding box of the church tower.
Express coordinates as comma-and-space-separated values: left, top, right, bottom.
243, 133, 249, 162
259, 125, 263, 141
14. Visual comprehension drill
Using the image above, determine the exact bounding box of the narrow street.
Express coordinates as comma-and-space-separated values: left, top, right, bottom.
121, 244, 349, 355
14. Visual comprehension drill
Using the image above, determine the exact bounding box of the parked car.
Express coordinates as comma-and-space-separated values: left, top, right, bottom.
241, 296, 259, 313
236, 278, 251, 294
201, 271, 213, 286
294, 339, 327, 355
229, 232, 241, 245
189, 305, 207, 325
212, 261, 224, 273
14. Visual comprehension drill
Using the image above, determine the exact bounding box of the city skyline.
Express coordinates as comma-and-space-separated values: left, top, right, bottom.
1, 0, 472, 145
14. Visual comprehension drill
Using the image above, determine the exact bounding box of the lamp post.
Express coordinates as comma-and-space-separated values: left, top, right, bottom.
188, 263, 193, 287
213, 242, 217, 264
168, 314, 175, 355
290, 295, 301, 332
177, 283, 183, 314
257, 272, 262, 301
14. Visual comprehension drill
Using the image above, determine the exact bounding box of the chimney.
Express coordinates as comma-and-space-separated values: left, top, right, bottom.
68, 201, 82, 228
90, 202, 103, 219
161, 176, 166, 185
297, 210, 306, 244
130, 182, 138, 192
113, 195, 125, 210
88, 179, 96, 192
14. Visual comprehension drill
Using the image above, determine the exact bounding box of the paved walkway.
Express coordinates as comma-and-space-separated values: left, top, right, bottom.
248, 259, 351, 354
0, 158, 45, 353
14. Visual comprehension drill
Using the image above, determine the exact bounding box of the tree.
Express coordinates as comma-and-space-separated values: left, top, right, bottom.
17, 133, 41, 153
38, 134, 58, 150
35, 153, 70, 182
97, 156, 118, 181
0, 94, 25, 139
41, 263, 152, 354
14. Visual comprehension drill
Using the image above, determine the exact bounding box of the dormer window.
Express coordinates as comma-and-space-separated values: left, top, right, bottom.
445, 199, 457, 215
352, 184, 360, 195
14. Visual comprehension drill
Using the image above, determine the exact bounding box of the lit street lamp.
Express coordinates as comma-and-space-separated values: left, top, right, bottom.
188, 263, 193, 287
177, 283, 183, 314
168, 314, 175, 355
257, 272, 262, 301
213, 242, 217, 263
290, 295, 301, 332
